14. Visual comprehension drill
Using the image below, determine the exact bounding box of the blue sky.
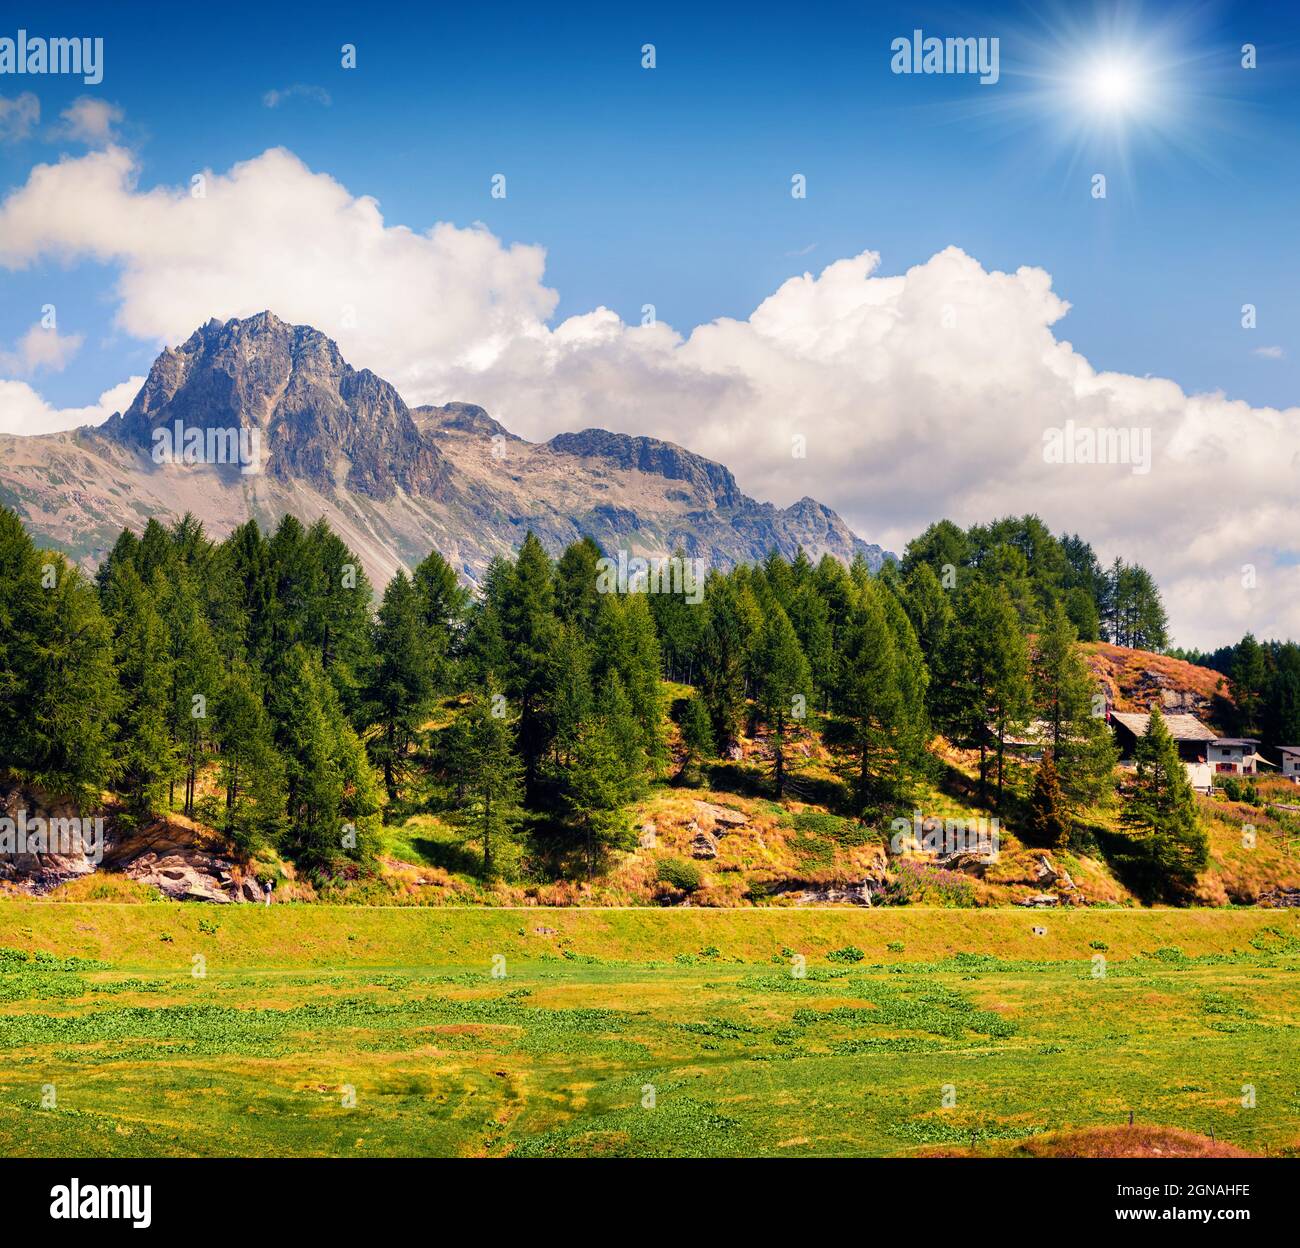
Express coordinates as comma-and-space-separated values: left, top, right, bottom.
2, 0, 1298, 410
3, 1, 1300, 647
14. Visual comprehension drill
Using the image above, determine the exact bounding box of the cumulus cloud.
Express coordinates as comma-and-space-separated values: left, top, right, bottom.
57, 97, 124, 147
0, 92, 39, 142
0, 144, 1297, 647
0, 146, 558, 402
0, 324, 84, 374
0, 375, 144, 436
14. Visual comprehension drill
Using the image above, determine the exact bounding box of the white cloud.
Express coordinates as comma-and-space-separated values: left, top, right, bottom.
0, 92, 39, 142
57, 97, 124, 147
0, 375, 144, 436
0, 324, 84, 374
263, 85, 332, 108
0, 146, 558, 403
0, 144, 1297, 647
1253, 345, 1284, 360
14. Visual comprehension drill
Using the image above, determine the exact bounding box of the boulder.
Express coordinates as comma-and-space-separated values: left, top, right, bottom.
1018, 894, 1059, 909
638, 822, 657, 849
767, 879, 875, 906
690, 829, 719, 859
691, 801, 748, 831
121, 849, 236, 903
0, 782, 111, 893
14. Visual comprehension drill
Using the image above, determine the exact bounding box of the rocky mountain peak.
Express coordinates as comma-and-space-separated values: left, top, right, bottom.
99, 312, 449, 501
544, 428, 745, 510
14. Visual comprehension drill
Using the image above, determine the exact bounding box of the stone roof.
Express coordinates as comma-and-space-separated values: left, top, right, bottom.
1109, 711, 1217, 742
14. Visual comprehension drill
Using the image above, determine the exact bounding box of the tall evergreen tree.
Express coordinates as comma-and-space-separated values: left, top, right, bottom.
106, 564, 176, 821
946, 581, 1030, 804
159, 569, 223, 816
1031, 600, 1118, 809
368, 570, 438, 803
753, 604, 811, 796
678, 693, 716, 786
1026, 754, 1068, 848
275, 646, 382, 871
1119, 706, 1207, 898
0, 514, 118, 803
698, 573, 750, 751
498, 534, 558, 802
214, 663, 286, 853
452, 688, 526, 879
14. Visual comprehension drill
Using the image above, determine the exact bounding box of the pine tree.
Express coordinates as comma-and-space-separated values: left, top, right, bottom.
214, 663, 286, 853
947, 581, 1030, 804
698, 573, 750, 750
303, 520, 376, 726
1230, 633, 1268, 736
498, 534, 558, 802
839, 580, 903, 802
159, 569, 223, 816
554, 537, 604, 632
1031, 599, 1117, 809
0, 513, 118, 803
107, 564, 177, 822
547, 620, 593, 768
412, 546, 470, 684
879, 584, 931, 786
452, 688, 526, 879
679, 694, 716, 786
592, 591, 666, 775
754, 604, 811, 797
788, 582, 834, 711
566, 703, 639, 878
275, 646, 382, 871
1120, 706, 1208, 898
368, 570, 438, 804
1027, 755, 1068, 848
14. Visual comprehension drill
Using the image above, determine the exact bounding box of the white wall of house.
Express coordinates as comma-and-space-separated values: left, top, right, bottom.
1185, 762, 1213, 793
1281, 752, 1300, 783
1208, 743, 1258, 775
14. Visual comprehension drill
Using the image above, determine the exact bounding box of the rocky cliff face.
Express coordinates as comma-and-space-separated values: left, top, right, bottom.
1, 313, 890, 584
100, 312, 449, 500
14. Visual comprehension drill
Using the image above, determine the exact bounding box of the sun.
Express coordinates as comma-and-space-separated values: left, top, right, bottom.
1085, 59, 1142, 112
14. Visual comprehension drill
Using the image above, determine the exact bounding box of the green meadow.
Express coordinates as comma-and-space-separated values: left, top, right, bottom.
1, 902, 1298, 1158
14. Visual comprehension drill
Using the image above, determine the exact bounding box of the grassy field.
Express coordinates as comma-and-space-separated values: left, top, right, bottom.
1, 902, 1298, 1158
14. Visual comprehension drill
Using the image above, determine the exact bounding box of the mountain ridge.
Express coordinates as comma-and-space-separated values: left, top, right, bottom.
1, 312, 890, 584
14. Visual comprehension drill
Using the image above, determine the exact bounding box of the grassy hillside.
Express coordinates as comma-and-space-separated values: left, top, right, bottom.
2, 903, 1297, 1158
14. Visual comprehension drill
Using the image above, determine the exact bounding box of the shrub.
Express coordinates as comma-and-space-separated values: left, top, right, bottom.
826, 945, 865, 963
657, 856, 703, 893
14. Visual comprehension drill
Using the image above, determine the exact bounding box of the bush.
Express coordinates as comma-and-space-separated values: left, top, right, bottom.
826, 945, 865, 963
657, 856, 702, 893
